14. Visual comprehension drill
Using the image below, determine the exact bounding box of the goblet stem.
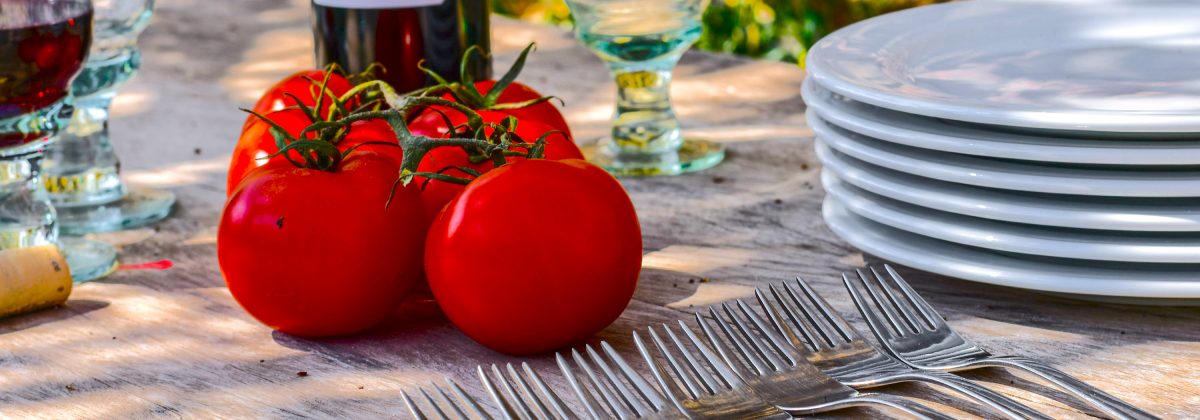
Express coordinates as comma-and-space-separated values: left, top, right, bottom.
44, 94, 125, 208
0, 154, 57, 249
609, 64, 682, 154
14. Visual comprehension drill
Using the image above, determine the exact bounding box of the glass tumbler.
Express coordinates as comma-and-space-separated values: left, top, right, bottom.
42, 0, 172, 235
564, 0, 724, 176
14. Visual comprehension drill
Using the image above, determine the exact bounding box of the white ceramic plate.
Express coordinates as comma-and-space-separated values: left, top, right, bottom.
803, 79, 1200, 165
823, 171, 1200, 263
807, 0, 1200, 133
816, 142, 1200, 232
822, 199, 1200, 299
810, 113, 1200, 197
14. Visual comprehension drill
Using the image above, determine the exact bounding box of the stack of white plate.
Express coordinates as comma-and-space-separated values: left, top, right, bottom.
804, 0, 1200, 302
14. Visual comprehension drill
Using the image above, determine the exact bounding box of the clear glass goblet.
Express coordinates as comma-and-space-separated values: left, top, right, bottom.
42, 0, 172, 236
564, 0, 724, 176
1, 0, 119, 282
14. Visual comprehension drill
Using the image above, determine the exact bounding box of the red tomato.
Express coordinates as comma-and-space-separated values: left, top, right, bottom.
252, 70, 353, 116
241, 70, 354, 132
445, 80, 572, 138
218, 151, 427, 337
408, 109, 583, 216
425, 159, 642, 354
228, 110, 402, 196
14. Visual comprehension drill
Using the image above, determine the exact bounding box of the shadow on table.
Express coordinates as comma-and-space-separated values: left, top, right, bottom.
0, 299, 109, 336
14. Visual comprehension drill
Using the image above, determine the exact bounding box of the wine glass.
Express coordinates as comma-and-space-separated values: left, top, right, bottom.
1, 0, 119, 282
564, 0, 724, 176
42, 0, 170, 238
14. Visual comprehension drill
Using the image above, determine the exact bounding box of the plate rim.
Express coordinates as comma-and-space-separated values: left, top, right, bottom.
815, 139, 1200, 232
822, 198, 1200, 298
802, 79, 1200, 165
810, 112, 1200, 197
823, 170, 1200, 263
806, 0, 1200, 133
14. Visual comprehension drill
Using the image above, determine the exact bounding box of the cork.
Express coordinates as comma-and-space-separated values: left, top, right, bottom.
0, 245, 73, 319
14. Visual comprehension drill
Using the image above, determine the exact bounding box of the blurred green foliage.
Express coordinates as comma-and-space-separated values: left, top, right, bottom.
490, 0, 947, 66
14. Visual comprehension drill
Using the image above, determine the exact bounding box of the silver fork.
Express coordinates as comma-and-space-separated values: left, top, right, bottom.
556, 342, 686, 419
698, 301, 955, 419
634, 324, 793, 419
478, 362, 576, 420
402, 379, 492, 420
845, 265, 1158, 420
759, 277, 1050, 420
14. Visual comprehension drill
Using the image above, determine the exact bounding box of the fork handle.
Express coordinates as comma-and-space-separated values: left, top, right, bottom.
882, 371, 1051, 420
973, 355, 1158, 420
816, 393, 954, 420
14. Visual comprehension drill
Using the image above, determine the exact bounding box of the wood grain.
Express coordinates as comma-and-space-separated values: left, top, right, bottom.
0, 0, 1197, 418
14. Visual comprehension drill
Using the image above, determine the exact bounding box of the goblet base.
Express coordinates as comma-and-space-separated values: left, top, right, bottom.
584, 138, 725, 177
61, 237, 117, 283
56, 187, 175, 235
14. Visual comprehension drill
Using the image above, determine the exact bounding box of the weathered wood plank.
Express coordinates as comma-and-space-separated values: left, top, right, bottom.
0, 0, 1196, 418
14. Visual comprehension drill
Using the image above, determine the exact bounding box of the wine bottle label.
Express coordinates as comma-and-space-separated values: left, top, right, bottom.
312, 0, 445, 8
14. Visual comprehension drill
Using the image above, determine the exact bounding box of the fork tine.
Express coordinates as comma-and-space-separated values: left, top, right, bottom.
431, 384, 468, 419
734, 300, 803, 366
719, 303, 788, 372
572, 348, 633, 419
694, 312, 753, 381
585, 344, 651, 417
676, 319, 741, 389
867, 266, 925, 333
855, 268, 910, 337
661, 322, 722, 395
520, 363, 573, 420
493, 364, 535, 419
633, 331, 689, 414
419, 388, 451, 420
557, 353, 606, 420
402, 390, 430, 420
647, 325, 703, 399
791, 277, 856, 343
446, 378, 493, 420
884, 264, 946, 329
477, 365, 521, 420
505, 363, 553, 420
758, 285, 822, 351
599, 341, 668, 412
707, 307, 771, 376
843, 272, 898, 342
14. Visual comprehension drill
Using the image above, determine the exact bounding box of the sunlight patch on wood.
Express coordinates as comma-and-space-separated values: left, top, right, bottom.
666, 282, 757, 309
123, 155, 231, 188
183, 227, 218, 246
953, 316, 1087, 344
84, 228, 156, 247
219, 29, 312, 103
642, 245, 757, 275
109, 90, 156, 118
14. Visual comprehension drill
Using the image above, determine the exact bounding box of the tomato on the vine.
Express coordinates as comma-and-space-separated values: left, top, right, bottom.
443, 79, 571, 139
408, 109, 583, 215
228, 110, 402, 196
424, 159, 642, 355
219, 151, 427, 337
427, 44, 572, 138
251, 69, 353, 116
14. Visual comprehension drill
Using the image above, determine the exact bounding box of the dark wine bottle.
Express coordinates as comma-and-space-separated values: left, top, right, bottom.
310, 0, 492, 93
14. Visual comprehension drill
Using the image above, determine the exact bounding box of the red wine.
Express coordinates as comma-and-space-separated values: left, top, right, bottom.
0, 7, 92, 118
0, 2, 92, 147
311, 0, 491, 93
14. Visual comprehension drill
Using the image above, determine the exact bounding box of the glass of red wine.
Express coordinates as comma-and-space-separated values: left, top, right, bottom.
1, 0, 119, 281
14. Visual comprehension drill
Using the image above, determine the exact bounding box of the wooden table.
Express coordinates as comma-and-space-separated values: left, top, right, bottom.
2, 0, 1197, 417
